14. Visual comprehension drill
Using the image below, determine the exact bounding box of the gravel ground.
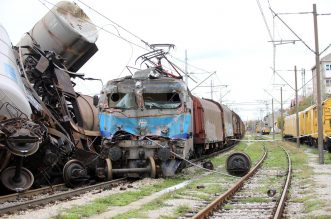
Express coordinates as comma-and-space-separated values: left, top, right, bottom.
285, 147, 331, 219
1, 178, 163, 219
306, 151, 331, 217
3, 144, 331, 219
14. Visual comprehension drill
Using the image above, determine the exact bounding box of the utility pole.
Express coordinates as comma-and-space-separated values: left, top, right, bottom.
281, 86, 284, 140
272, 98, 275, 140
302, 68, 306, 97
295, 66, 300, 148
313, 4, 324, 164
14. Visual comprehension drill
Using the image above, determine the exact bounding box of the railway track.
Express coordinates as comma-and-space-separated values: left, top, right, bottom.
0, 178, 126, 216
0, 141, 239, 217
191, 144, 292, 219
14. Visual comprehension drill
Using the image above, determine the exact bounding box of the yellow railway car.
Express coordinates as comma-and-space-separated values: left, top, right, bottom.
284, 98, 331, 152
284, 114, 298, 139
255, 124, 270, 135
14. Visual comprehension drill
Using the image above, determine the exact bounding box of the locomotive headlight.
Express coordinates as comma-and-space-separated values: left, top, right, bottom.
161, 127, 169, 134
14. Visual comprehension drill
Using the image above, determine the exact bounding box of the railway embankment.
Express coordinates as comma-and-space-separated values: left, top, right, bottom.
3, 135, 331, 219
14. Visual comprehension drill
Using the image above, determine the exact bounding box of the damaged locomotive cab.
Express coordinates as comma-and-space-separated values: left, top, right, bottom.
99, 67, 193, 178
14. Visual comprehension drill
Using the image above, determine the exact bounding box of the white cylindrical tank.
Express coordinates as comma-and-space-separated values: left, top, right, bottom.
18, 1, 98, 72
0, 24, 32, 119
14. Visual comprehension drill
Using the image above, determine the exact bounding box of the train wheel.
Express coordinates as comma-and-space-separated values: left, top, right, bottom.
6, 140, 39, 157
0, 148, 11, 172
63, 159, 87, 187
226, 152, 251, 177
1, 166, 34, 192
105, 158, 113, 180
148, 157, 156, 178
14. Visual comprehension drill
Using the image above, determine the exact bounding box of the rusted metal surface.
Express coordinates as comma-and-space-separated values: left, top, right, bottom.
197, 98, 224, 143
273, 145, 292, 219
220, 103, 234, 138
192, 96, 206, 144
18, 1, 98, 72
76, 95, 99, 131
232, 111, 241, 138
0, 183, 66, 204
192, 148, 267, 219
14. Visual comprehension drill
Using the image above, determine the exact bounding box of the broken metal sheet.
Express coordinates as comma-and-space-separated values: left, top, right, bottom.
99, 113, 191, 139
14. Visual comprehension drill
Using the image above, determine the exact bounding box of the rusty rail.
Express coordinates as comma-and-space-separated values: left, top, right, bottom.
192, 147, 267, 219
0, 183, 66, 204
273, 145, 292, 219
0, 178, 126, 216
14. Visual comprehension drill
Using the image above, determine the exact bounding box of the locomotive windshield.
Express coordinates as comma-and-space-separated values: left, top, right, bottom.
108, 91, 181, 109
108, 92, 137, 109
143, 92, 181, 109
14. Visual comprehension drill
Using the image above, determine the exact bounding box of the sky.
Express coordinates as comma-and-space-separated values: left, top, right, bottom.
1, 0, 331, 121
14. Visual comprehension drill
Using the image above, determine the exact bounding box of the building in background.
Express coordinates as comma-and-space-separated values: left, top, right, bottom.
312, 53, 331, 102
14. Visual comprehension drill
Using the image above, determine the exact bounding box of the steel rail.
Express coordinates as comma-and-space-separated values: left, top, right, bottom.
0, 140, 239, 207
0, 183, 66, 204
192, 147, 267, 219
273, 145, 292, 219
0, 178, 126, 216
190, 141, 238, 164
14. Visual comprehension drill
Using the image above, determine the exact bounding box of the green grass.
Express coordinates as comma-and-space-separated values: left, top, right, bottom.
56, 177, 185, 219
57, 138, 329, 218
310, 216, 331, 219
305, 199, 326, 213
175, 204, 190, 215
114, 191, 191, 219
324, 152, 331, 164
281, 141, 330, 216
240, 196, 270, 203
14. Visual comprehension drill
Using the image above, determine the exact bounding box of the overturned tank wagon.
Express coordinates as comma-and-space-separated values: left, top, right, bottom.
0, 1, 112, 193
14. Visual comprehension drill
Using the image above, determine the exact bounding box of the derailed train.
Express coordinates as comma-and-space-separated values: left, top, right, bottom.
96, 51, 245, 177
0, 1, 244, 193
0, 1, 107, 192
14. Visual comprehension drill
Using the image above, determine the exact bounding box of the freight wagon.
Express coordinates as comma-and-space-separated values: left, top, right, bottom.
283, 98, 331, 152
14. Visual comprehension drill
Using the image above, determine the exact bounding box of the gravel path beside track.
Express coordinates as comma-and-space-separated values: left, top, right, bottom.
3, 140, 331, 219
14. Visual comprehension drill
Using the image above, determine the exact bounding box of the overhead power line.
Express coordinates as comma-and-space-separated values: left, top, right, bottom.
76, 0, 153, 49
269, 7, 315, 53
256, 0, 273, 42
39, 0, 151, 52
77, 0, 216, 76
276, 12, 312, 15
39, 0, 216, 80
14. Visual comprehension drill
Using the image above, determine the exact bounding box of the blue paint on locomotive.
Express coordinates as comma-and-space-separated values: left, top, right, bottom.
99, 112, 191, 139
